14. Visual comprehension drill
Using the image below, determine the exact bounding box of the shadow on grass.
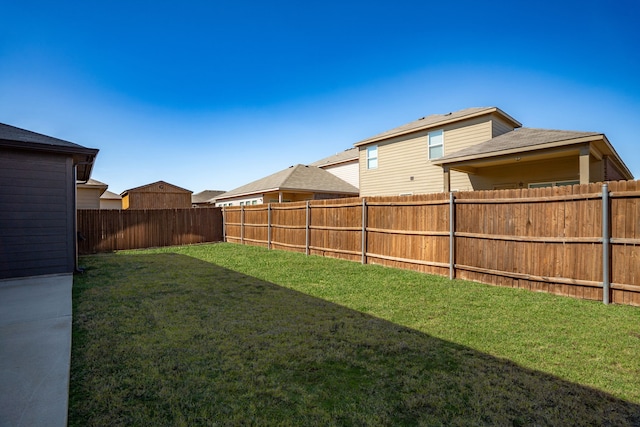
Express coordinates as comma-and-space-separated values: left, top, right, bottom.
70, 253, 640, 426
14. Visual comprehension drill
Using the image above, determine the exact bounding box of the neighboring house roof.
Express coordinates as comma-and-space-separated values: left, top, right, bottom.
216, 164, 359, 200
77, 178, 109, 197
354, 106, 522, 147
121, 180, 192, 196
84, 178, 108, 187
310, 147, 359, 168
432, 127, 633, 179
0, 122, 98, 181
100, 190, 122, 200
435, 128, 599, 162
192, 190, 226, 204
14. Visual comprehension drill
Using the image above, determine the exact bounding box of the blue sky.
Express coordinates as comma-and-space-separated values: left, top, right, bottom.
1, 0, 639, 194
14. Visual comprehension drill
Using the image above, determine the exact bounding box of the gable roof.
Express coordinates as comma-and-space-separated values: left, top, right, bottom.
76, 178, 109, 196
216, 164, 359, 200
121, 180, 192, 196
310, 147, 359, 168
354, 107, 521, 147
100, 190, 122, 200
77, 178, 108, 188
192, 190, 226, 204
0, 122, 99, 181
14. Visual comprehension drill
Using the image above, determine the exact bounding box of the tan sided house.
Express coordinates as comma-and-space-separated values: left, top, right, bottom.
355, 107, 633, 196
76, 178, 108, 209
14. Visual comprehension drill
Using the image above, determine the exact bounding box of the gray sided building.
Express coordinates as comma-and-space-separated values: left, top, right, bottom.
0, 123, 98, 279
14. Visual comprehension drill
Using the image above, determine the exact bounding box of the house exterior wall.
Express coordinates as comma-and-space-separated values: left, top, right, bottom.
463, 156, 581, 190
322, 161, 359, 188
0, 148, 75, 279
492, 115, 516, 137
76, 187, 102, 209
100, 198, 122, 209
216, 194, 265, 206
359, 116, 496, 196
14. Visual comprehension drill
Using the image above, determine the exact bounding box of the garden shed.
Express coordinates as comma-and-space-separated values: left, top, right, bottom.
121, 180, 192, 209
0, 122, 98, 279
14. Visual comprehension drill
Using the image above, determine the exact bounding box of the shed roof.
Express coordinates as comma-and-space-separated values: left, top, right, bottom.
354, 107, 521, 147
0, 122, 98, 181
121, 180, 192, 196
216, 164, 359, 200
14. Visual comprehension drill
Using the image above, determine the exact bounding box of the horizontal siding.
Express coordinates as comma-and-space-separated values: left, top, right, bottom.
492, 115, 516, 137
100, 199, 122, 210
360, 116, 493, 196
323, 162, 359, 188
77, 188, 102, 209
444, 116, 493, 154
0, 149, 73, 279
360, 131, 439, 196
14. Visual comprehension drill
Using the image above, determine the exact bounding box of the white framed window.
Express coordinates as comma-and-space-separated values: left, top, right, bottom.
428, 130, 443, 160
528, 180, 580, 189
366, 145, 378, 169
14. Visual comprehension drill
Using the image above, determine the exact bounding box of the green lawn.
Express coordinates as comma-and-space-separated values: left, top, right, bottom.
70, 243, 640, 426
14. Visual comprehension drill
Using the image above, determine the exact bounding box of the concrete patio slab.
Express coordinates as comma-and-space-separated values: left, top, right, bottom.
0, 274, 72, 427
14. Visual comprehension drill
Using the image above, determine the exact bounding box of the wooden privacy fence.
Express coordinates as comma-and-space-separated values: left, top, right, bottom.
77, 208, 223, 254
223, 181, 640, 306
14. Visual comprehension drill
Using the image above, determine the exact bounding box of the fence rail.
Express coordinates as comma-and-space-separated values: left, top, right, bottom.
223, 181, 640, 306
77, 208, 223, 254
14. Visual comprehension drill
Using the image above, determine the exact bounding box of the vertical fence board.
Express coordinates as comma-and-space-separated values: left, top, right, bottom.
218, 182, 640, 305
77, 208, 223, 254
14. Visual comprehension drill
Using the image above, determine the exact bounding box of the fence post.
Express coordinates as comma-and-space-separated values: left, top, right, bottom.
240, 206, 245, 245
602, 183, 610, 304
222, 206, 226, 242
449, 191, 456, 280
267, 204, 272, 250
362, 198, 367, 264
306, 201, 310, 256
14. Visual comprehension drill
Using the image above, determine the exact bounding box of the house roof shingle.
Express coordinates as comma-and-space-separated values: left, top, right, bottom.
0, 122, 99, 181
121, 180, 192, 196
433, 127, 602, 163
216, 164, 359, 200
100, 190, 122, 200
192, 190, 226, 204
354, 107, 521, 147
310, 147, 359, 167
